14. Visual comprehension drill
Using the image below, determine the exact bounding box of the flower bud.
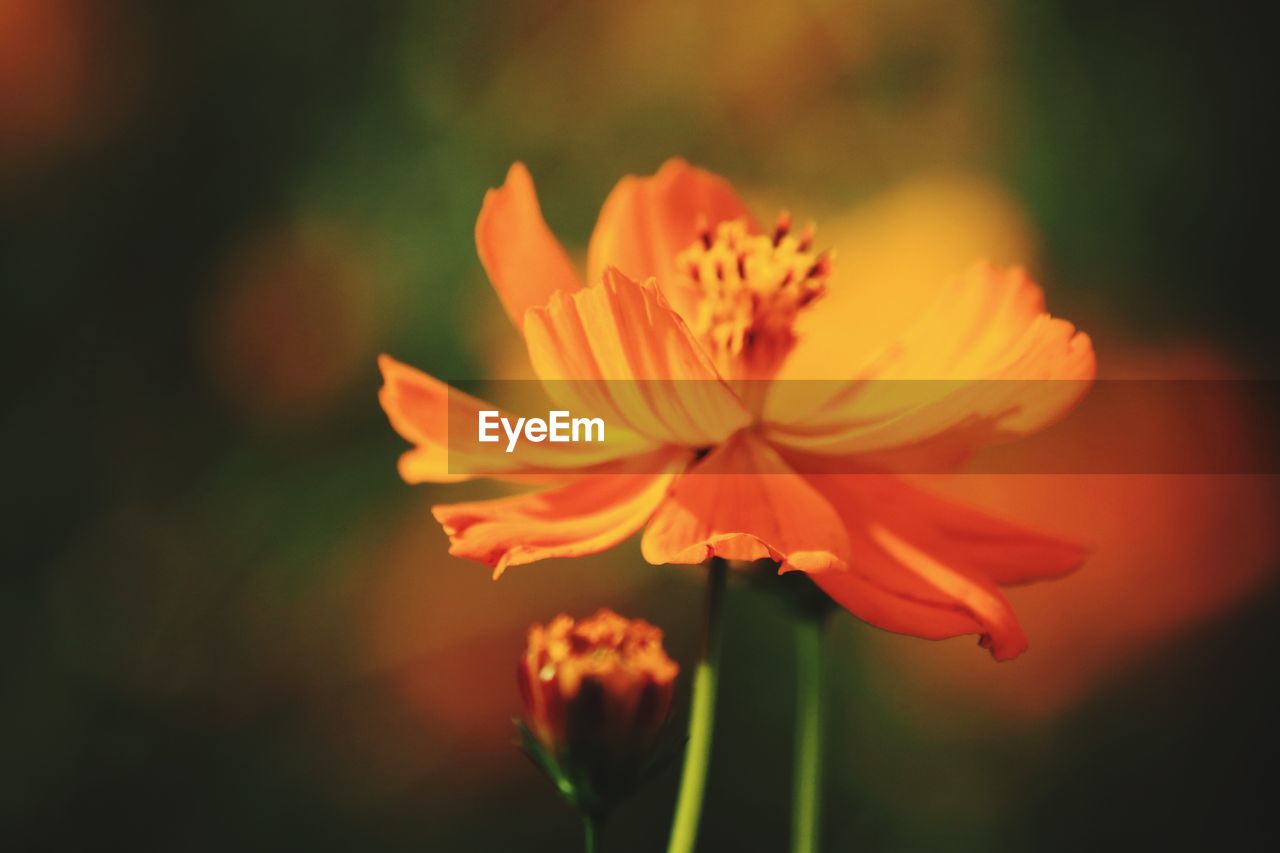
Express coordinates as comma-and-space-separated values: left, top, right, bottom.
517, 609, 679, 813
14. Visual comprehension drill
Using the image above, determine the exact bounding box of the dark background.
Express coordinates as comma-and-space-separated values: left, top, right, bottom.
3, 1, 1278, 850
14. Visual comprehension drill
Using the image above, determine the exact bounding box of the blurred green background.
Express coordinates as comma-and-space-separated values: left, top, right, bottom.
3, 1, 1278, 850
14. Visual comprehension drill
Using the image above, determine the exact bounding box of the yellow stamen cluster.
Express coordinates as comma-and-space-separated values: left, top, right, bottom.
677, 214, 830, 379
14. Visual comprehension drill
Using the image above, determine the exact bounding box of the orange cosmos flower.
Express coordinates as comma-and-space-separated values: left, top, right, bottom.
519, 609, 678, 783
379, 159, 1096, 660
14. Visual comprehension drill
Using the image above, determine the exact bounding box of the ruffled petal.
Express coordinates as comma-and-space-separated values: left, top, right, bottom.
805, 473, 1084, 660
764, 263, 1095, 462
476, 163, 583, 327
432, 449, 688, 578
641, 433, 848, 574
523, 268, 752, 447
378, 354, 646, 483
587, 158, 757, 322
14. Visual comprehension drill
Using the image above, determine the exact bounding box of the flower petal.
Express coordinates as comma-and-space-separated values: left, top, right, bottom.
804, 473, 1082, 659
476, 163, 583, 327
523, 267, 752, 447
432, 449, 688, 578
378, 354, 645, 483
765, 263, 1095, 461
862, 475, 1088, 584
641, 433, 848, 574
778, 173, 1039, 384
587, 158, 757, 322
815, 523, 1028, 660
810, 565, 985, 642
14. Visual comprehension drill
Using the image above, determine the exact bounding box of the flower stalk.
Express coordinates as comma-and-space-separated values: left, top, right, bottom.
666, 557, 729, 853
791, 611, 826, 853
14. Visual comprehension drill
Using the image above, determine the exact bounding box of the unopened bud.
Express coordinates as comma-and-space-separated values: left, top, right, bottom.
517, 609, 679, 815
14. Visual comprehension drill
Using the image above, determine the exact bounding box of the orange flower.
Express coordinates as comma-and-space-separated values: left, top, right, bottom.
379, 159, 1096, 660
518, 609, 678, 810
520, 609, 678, 761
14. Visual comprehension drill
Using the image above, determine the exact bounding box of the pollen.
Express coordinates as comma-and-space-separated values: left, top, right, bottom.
676, 213, 831, 379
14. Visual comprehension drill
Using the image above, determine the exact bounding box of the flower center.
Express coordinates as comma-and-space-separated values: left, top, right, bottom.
676, 213, 830, 381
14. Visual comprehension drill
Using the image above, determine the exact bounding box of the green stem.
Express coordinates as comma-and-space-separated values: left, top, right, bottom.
666, 557, 728, 853
791, 613, 825, 853
583, 814, 598, 853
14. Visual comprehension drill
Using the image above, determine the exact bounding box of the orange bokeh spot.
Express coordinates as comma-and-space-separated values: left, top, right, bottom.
0, 0, 88, 149
869, 342, 1280, 721
202, 222, 384, 427
0, 0, 141, 178
356, 497, 656, 757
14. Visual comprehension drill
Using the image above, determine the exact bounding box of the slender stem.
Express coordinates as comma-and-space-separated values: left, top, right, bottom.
666, 558, 729, 853
791, 613, 825, 853
583, 814, 598, 853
